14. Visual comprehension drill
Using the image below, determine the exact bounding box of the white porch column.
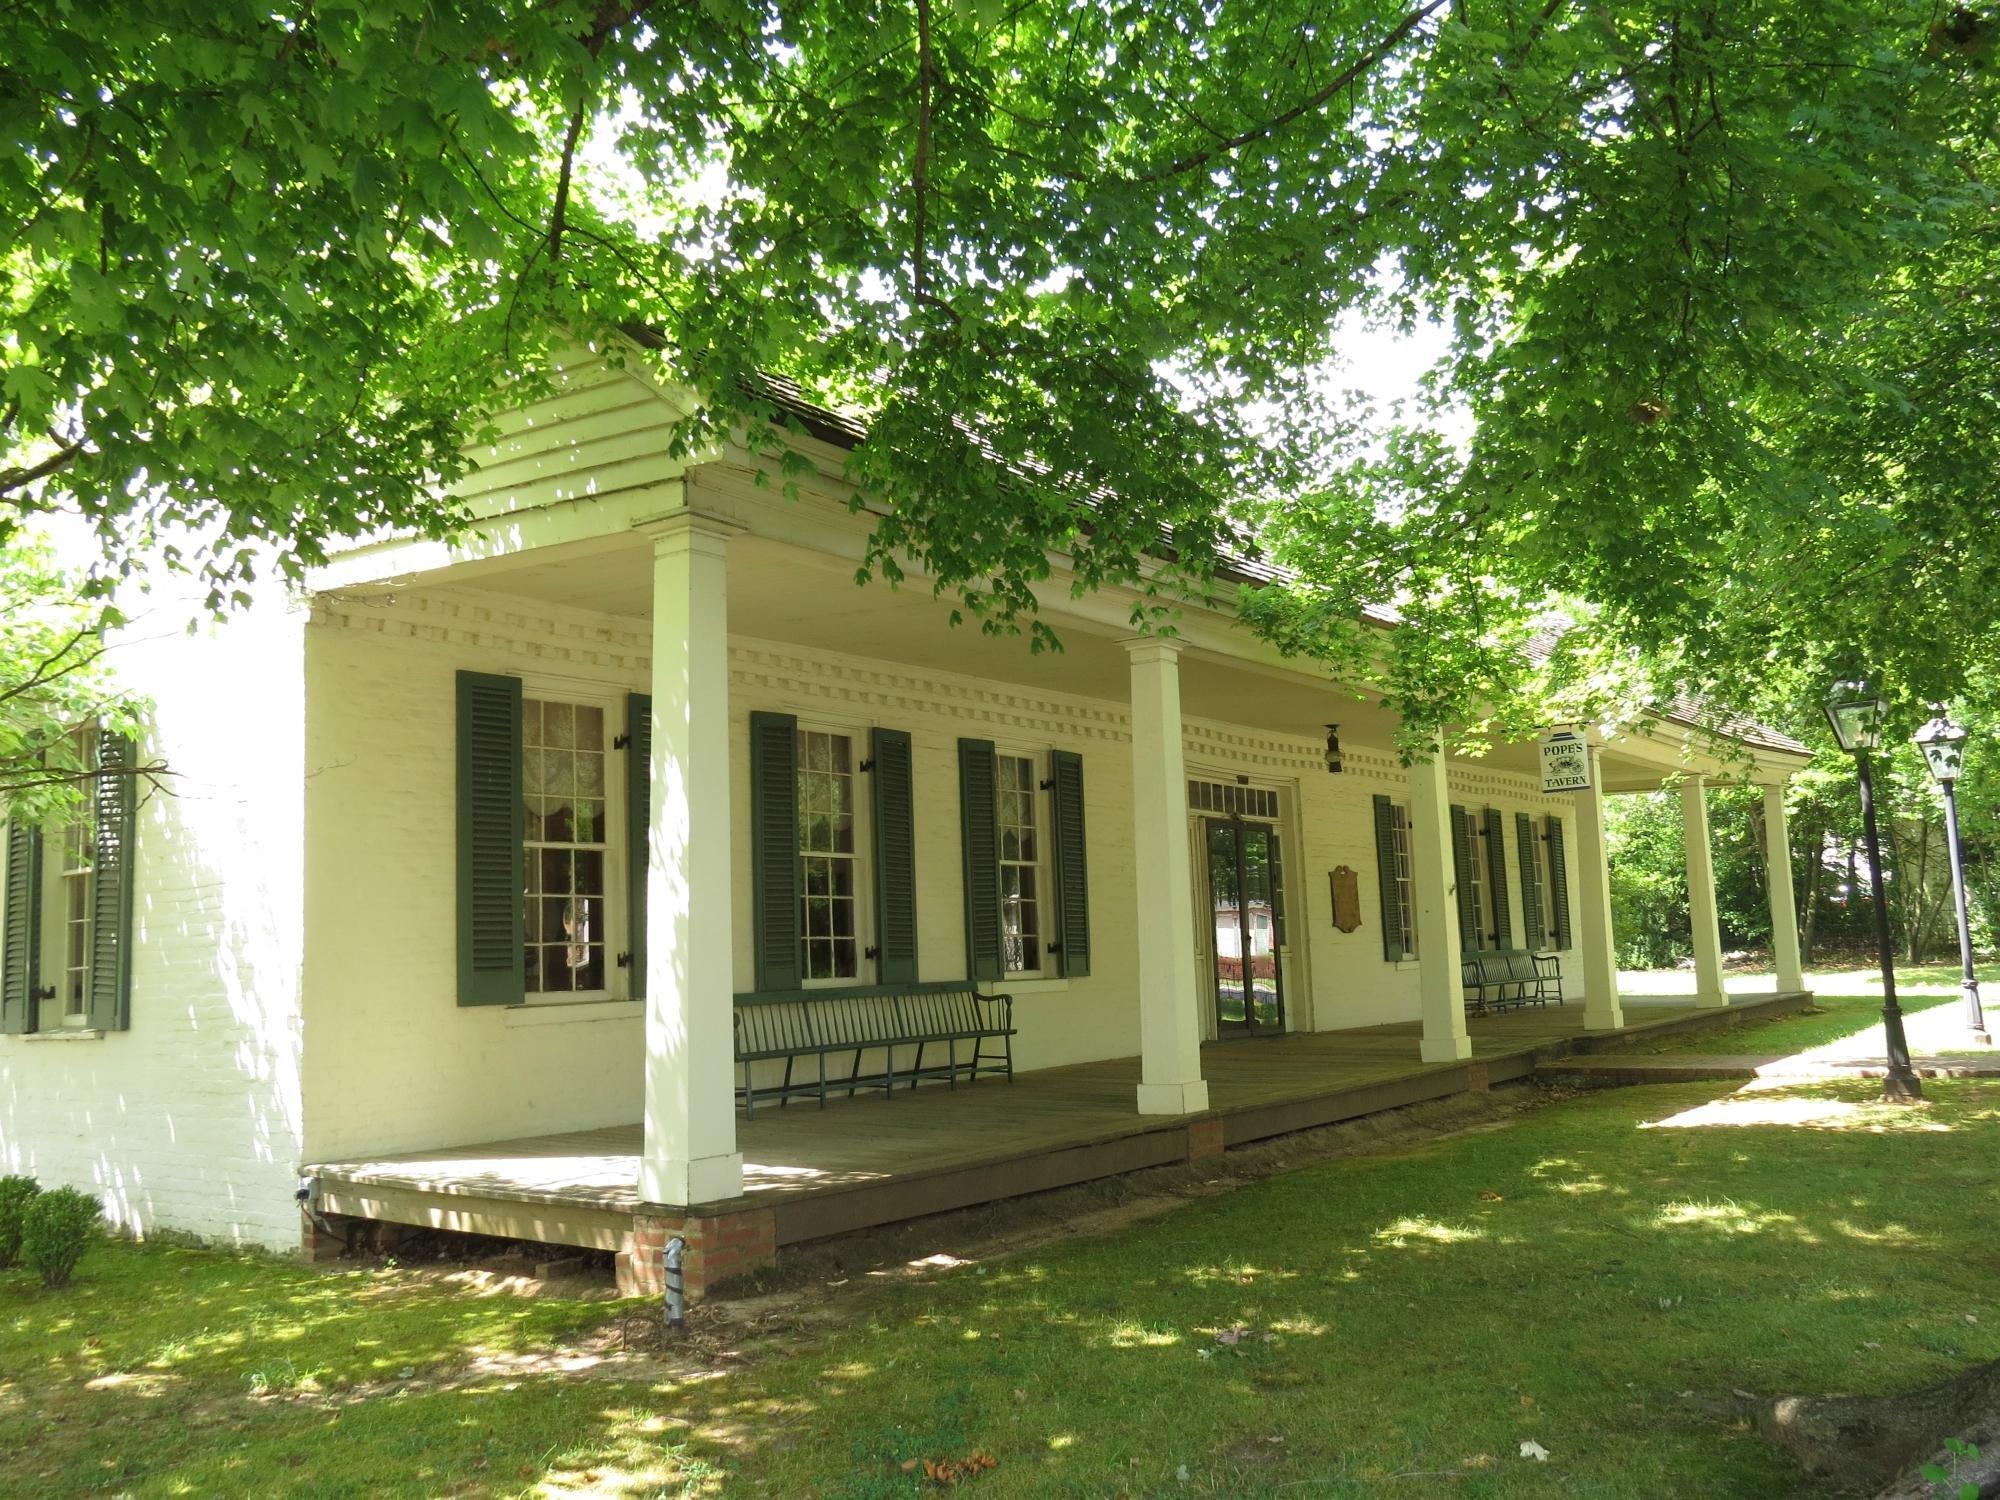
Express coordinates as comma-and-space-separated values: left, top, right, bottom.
1573, 746, 1625, 1030
1409, 740, 1470, 1063
1126, 639, 1209, 1115
1763, 782, 1806, 994
638, 515, 744, 1206
1681, 777, 1728, 1009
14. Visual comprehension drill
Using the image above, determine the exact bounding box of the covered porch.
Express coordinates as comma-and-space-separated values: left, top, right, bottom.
297, 368, 1814, 1289
308, 990, 1810, 1270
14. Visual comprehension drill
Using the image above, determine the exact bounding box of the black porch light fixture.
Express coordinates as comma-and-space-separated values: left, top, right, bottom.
1324, 725, 1344, 775
1824, 677, 1923, 1101
1823, 678, 1887, 753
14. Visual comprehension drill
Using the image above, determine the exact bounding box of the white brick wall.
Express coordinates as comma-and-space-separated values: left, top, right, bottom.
0, 595, 307, 1249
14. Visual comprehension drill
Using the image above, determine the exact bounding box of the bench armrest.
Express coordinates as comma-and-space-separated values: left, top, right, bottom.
976, 991, 1014, 1025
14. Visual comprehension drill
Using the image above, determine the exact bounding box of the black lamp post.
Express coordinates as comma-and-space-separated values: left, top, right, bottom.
1824, 679, 1924, 1102
1915, 711, 1988, 1045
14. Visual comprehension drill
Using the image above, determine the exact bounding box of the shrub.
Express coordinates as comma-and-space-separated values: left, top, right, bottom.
22, 1186, 102, 1288
0, 1176, 40, 1268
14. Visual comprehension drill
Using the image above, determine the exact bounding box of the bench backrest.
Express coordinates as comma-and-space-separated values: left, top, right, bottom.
1462, 949, 1539, 986
733, 982, 992, 1057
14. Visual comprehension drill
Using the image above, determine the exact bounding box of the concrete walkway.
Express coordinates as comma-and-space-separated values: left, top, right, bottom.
1542, 987, 2000, 1086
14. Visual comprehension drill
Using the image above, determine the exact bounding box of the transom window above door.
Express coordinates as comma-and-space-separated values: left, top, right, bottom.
1187, 779, 1279, 819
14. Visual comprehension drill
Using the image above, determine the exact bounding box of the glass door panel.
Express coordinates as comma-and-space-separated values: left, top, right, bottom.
1241, 823, 1285, 1031
1207, 821, 1248, 1032
1206, 818, 1286, 1036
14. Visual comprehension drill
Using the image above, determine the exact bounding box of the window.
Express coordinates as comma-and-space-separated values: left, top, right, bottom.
4, 724, 137, 1036
1463, 819, 1490, 949
41, 727, 96, 1029
1188, 780, 1279, 819
55, 801, 93, 1025
1385, 801, 1417, 961
798, 728, 861, 981
997, 754, 1043, 974
522, 699, 609, 995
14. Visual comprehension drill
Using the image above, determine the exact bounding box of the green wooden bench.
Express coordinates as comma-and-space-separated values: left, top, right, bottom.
1460, 950, 1564, 1014
732, 983, 1015, 1117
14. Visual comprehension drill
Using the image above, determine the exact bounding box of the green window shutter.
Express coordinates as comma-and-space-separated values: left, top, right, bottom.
2, 821, 42, 1035
625, 693, 651, 1000
456, 671, 524, 1006
869, 727, 919, 985
749, 710, 801, 991
1049, 749, 1091, 978
957, 738, 1002, 982
1546, 816, 1573, 950
1482, 807, 1512, 950
1449, 805, 1479, 951
1372, 795, 1405, 963
1516, 811, 1546, 950
86, 734, 138, 1031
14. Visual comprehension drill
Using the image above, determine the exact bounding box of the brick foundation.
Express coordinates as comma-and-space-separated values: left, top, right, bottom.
1186, 1116, 1226, 1160
617, 1205, 779, 1300
1466, 1061, 1491, 1092
300, 1210, 354, 1263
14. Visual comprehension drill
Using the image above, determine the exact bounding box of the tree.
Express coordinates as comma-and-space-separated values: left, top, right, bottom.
0, 542, 148, 823
7, 0, 1994, 698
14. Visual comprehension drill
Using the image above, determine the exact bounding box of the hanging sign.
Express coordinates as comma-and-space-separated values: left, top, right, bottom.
1539, 729, 1591, 794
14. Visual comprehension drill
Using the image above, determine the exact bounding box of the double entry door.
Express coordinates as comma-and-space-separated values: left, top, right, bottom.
1203, 817, 1286, 1037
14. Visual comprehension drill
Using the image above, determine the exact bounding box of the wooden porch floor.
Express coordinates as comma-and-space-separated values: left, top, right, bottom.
309, 992, 1809, 1251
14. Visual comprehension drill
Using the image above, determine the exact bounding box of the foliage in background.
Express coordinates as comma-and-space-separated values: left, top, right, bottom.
1607, 678, 2000, 968
6, 1, 1996, 730
0, 532, 148, 823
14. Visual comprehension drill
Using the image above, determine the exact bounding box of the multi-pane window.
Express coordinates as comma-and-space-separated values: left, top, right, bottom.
58, 811, 93, 1024
798, 729, 860, 981
997, 754, 1043, 974
1188, 780, 1279, 819
523, 699, 608, 994
1464, 818, 1491, 950
1385, 801, 1417, 961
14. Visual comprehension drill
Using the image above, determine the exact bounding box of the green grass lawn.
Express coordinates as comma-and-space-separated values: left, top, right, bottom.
1629, 961, 1997, 1057
7, 976, 2000, 1496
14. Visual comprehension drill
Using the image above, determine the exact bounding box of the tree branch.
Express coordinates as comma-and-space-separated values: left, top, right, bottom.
1130, 0, 1452, 185
0, 439, 85, 500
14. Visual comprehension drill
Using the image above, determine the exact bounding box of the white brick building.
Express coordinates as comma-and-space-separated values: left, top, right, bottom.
0, 342, 1812, 1280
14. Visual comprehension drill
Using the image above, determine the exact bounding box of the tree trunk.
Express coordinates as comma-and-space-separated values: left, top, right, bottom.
1757, 1356, 2000, 1496
1799, 822, 1824, 965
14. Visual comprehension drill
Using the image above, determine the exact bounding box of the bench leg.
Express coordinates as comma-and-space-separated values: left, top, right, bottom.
743, 1060, 755, 1120
781, 1054, 795, 1109
913, 1041, 926, 1091
945, 1037, 957, 1090
818, 1050, 828, 1108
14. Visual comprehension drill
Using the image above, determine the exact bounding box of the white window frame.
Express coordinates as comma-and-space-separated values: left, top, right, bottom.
30, 727, 97, 1031
796, 720, 873, 988
1386, 800, 1418, 963
1464, 811, 1493, 952
994, 746, 1051, 979
520, 684, 627, 1005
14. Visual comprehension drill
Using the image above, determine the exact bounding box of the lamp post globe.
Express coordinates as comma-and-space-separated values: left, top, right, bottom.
1825, 678, 1923, 1101
1915, 711, 1987, 1045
